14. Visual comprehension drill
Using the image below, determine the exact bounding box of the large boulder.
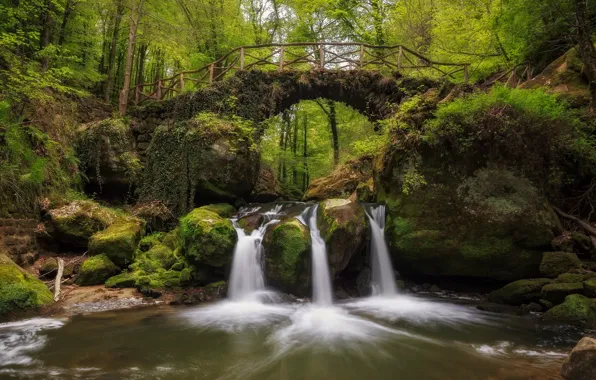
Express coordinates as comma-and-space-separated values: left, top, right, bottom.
76, 254, 120, 286
46, 200, 122, 248
317, 199, 368, 275
488, 278, 551, 305
561, 337, 596, 380
540, 252, 582, 278
544, 294, 596, 327
139, 114, 259, 216
250, 165, 283, 202
264, 219, 310, 296
179, 206, 237, 268
304, 156, 373, 201
541, 282, 585, 304
88, 218, 145, 267
0, 250, 53, 315
76, 118, 142, 200
379, 168, 559, 281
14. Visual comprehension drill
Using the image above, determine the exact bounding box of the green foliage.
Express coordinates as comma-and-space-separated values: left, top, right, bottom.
76, 254, 120, 286
0, 105, 82, 217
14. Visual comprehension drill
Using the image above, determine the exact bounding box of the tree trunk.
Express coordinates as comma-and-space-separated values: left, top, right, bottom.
58, 0, 74, 46
327, 99, 339, 166
302, 113, 309, 192
278, 112, 287, 180
119, 0, 145, 116
106, 0, 125, 102
136, 43, 147, 86
574, 0, 596, 111
40, 0, 54, 71
292, 109, 298, 186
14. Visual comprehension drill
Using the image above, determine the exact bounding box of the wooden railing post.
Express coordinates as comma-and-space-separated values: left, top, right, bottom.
179, 73, 185, 92
279, 45, 285, 71
527, 63, 532, 80
209, 64, 214, 83
319, 45, 324, 69
156, 80, 162, 100
359, 44, 364, 69
464, 65, 470, 84
397, 46, 403, 70
240, 47, 245, 70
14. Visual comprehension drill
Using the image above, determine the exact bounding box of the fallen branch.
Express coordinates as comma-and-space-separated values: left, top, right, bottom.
54, 258, 64, 302
553, 206, 596, 251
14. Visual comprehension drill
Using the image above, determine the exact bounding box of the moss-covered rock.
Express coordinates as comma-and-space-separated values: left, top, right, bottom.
250, 165, 284, 202
76, 254, 120, 286
46, 200, 122, 248
317, 199, 368, 275
584, 278, 596, 298
132, 201, 175, 232
139, 114, 259, 216
540, 252, 582, 278
237, 213, 264, 234
555, 273, 585, 283
76, 118, 142, 200
200, 203, 237, 218
553, 232, 594, 255
488, 278, 551, 305
105, 272, 137, 288
131, 244, 177, 273
88, 219, 145, 267
39, 258, 59, 279
544, 294, 596, 327
179, 206, 237, 268
264, 219, 310, 295
0, 252, 53, 315
304, 156, 373, 201
378, 167, 559, 281
541, 282, 584, 304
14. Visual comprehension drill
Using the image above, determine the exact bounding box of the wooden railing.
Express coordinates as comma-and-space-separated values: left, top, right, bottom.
131, 42, 470, 106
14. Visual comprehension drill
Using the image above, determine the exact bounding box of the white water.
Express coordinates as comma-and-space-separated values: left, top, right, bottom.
365, 205, 398, 296
306, 205, 333, 305
228, 219, 279, 301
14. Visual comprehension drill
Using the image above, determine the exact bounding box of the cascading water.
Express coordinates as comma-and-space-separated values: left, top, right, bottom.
365, 205, 398, 297
305, 204, 333, 305
228, 219, 279, 301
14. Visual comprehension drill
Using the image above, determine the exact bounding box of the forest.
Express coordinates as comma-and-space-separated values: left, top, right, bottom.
1, 1, 596, 379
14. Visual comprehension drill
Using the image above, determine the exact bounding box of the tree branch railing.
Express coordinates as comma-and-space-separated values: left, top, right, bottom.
131, 42, 470, 106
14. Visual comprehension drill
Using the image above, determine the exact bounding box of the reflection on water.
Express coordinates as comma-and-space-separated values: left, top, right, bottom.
0, 296, 581, 380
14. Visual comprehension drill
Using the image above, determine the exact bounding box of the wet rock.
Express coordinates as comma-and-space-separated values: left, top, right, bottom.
429, 284, 441, 292
544, 294, 596, 327
0, 248, 53, 315
237, 213, 264, 234
356, 267, 372, 296
542, 282, 585, 304
318, 199, 368, 276
263, 219, 310, 296
488, 278, 551, 305
76, 254, 120, 286
179, 206, 237, 268
561, 337, 596, 380
540, 252, 582, 278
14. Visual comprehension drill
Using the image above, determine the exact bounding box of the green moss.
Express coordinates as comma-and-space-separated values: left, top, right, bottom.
0, 253, 53, 315
264, 219, 310, 294
584, 278, 596, 297
131, 244, 177, 273
544, 294, 596, 327
76, 254, 120, 286
556, 273, 585, 283
541, 282, 585, 304
200, 203, 237, 218
105, 272, 137, 288
179, 207, 237, 267
138, 232, 166, 252
88, 219, 145, 267
540, 252, 582, 278
136, 269, 182, 289
204, 280, 226, 291
460, 236, 514, 259
488, 278, 552, 305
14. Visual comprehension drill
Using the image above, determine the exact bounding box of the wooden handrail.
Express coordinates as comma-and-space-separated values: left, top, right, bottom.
130, 42, 470, 106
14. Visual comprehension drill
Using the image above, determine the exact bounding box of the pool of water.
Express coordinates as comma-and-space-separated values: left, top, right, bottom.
0, 295, 582, 380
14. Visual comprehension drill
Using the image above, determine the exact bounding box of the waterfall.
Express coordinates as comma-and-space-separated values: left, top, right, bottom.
306, 205, 333, 305
365, 205, 398, 297
228, 219, 278, 301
